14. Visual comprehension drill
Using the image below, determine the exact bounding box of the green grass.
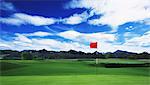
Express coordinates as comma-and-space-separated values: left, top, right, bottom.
0, 62, 25, 71
0, 59, 150, 85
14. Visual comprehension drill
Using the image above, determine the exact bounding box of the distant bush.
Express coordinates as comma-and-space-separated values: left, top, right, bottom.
21, 52, 33, 60
77, 59, 95, 61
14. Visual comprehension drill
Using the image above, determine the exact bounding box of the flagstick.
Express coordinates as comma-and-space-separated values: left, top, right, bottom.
95, 52, 98, 75
96, 58, 98, 64
90, 42, 98, 74
95, 50, 98, 65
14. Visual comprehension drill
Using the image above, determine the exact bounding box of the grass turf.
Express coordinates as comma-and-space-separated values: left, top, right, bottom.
0, 59, 150, 85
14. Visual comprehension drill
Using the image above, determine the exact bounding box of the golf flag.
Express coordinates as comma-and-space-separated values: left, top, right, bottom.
90, 42, 97, 48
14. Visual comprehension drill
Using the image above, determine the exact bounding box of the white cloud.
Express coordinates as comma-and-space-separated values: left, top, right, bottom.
124, 32, 140, 40
0, 40, 11, 49
23, 31, 53, 37
0, 33, 89, 52
0, 12, 90, 26
58, 30, 116, 42
0, 31, 112, 52
0, 31, 149, 53
124, 31, 150, 47
58, 30, 81, 40
113, 44, 150, 53
15, 33, 32, 43
67, 0, 150, 28
0, 13, 57, 26
0, 17, 25, 26
13, 13, 57, 26
62, 11, 89, 25
56, 30, 150, 53
0, 2, 16, 11
140, 18, 150, 25
31, 38, 89, 51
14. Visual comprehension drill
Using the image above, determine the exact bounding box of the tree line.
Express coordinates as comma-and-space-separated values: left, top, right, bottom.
0, 49, 149, 60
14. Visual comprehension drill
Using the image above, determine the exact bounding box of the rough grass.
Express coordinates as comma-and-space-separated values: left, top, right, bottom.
0, 59, 150, 85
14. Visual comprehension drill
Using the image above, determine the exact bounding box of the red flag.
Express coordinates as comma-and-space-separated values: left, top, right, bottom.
90, 42, 97, 48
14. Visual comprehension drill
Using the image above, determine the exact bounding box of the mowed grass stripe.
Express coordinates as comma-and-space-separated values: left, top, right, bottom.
1, 75, 149, 85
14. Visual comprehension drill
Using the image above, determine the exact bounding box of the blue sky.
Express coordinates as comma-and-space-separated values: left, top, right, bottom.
0, 0, 150, 53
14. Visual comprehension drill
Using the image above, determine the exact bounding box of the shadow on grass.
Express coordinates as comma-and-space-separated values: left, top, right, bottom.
0, 62, 26, 71
90, 63, 150, 68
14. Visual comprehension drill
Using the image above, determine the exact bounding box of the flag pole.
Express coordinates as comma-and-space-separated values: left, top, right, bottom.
95, 51, 98, 65
96, 58, 98, 64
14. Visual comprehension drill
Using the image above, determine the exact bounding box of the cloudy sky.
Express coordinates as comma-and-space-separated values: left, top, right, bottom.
0, 0, 150, 53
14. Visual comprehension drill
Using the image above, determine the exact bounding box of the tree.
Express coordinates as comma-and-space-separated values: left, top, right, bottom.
21, 52, 33, 60
104, 52, 114, 58
138, 52, 150, 59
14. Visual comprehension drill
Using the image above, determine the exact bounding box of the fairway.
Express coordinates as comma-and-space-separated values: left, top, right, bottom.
0, 59, 150, 85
